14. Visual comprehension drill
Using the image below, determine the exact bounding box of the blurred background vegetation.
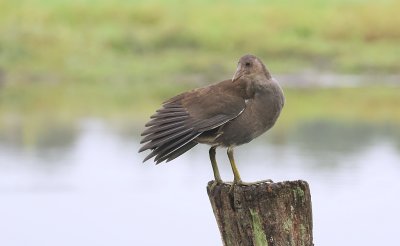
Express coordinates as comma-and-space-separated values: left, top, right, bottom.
1, 2, 400, 245
0, 0, 399, 133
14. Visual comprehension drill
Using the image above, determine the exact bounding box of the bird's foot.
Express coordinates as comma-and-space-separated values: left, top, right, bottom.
228, 179, 273, 192
215, 177, 223, 184
237, 179, 274, 186
209, 178, 224, 190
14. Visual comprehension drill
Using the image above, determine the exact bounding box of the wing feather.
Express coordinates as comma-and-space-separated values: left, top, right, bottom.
139, 79, 247, 164
141, 121, 184, 136
139, 128, 194, 152
140, 125, 187, 144
145, 115, 189, 127
154, 132, 201, 163
165, 142, 198, 162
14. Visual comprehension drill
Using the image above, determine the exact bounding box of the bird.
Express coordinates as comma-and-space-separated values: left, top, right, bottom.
139, 54, 285, 185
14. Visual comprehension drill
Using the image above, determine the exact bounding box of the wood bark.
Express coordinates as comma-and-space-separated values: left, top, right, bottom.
207, 180, 313, 246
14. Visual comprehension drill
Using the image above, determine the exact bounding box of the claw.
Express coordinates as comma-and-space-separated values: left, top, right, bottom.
228, 179, 273, 192
238, 179, 274, 186
209, 179, 224, 190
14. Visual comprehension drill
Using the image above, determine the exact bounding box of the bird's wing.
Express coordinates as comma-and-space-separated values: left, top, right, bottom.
139, 81, 246, 164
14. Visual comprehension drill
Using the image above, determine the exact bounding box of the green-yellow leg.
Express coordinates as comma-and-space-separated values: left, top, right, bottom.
227, 147, 273, 189
209, 146, 223, 183
227, 147, 242, 184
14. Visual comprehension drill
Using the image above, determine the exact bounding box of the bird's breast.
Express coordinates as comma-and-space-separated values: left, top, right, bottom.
216, 85, 284, 147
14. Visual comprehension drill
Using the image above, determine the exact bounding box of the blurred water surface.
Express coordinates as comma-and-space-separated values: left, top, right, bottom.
0, 119, 399, 246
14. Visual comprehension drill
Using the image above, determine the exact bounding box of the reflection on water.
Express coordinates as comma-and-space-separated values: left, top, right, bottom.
0, 119, 399, 246
289, 121, 400, 169
0, 121, 78, 166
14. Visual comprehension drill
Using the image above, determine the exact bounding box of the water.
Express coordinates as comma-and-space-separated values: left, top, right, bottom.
0, 119, 399, 246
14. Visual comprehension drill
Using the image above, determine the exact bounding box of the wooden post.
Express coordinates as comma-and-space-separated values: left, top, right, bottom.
207, 180, 313, 246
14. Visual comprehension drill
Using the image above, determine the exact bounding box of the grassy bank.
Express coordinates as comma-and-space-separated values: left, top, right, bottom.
1, 85, 400, 125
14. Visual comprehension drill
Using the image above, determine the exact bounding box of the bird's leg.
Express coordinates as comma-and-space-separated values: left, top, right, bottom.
227, 147, 273, 190
209, 146, 223, 183
227, 147, 243, 185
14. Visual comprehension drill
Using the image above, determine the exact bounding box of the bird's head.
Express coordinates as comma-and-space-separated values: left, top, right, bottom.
232, 54, 271, 82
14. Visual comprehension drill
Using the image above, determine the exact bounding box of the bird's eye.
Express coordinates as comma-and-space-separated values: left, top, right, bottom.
245, 62, 251, 67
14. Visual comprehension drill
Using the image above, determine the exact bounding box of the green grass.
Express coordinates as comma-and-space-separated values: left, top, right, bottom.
1, 84, 400, 126
0, 0, 400, 129
280, 86, 400, 128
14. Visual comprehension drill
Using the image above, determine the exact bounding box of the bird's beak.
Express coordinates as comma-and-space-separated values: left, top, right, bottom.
232, 64, 243, 82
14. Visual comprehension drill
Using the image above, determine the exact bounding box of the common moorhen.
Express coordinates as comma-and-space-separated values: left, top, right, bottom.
139, 54, 285, 185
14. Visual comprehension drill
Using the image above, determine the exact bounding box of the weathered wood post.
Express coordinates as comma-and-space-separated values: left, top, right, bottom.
207, 180, 313, 246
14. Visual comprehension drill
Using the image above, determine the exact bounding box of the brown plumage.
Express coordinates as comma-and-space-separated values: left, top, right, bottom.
139, 54, 285, 185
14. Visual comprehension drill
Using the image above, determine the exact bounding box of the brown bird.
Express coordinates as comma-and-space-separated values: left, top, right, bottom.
139, 54, 285, 185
